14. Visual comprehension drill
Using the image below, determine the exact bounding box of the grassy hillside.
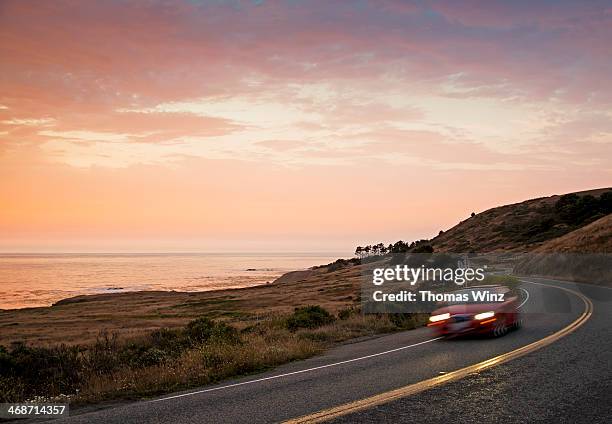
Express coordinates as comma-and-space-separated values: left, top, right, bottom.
431, 188, 612, 252
513, 214, 612, 285
532, 214, 612, 253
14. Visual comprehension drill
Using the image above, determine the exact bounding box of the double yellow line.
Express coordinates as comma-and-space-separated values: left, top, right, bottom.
285, 283, 593, 423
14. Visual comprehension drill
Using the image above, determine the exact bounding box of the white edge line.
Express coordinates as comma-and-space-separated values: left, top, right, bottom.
517, 287, 530, 309
149, 337, 442, 403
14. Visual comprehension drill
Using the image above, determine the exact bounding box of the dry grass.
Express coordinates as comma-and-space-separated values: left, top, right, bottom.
79, 332, 321, 402
1, 307, 427, 405
512, 214, 612, 286
77, 313, 420, 403
533, 214, 612, 253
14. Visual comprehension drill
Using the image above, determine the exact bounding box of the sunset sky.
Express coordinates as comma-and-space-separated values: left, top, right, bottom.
1, 0, 611, 252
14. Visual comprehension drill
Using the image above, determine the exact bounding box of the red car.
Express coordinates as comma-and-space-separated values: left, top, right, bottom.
427, 285, 521, 337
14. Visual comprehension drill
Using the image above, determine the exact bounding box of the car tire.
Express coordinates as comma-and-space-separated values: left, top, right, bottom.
492, 319, 508, 337
513, 315, 523, 330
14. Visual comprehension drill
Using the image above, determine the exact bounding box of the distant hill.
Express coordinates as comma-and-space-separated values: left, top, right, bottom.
431, 188, 612, 253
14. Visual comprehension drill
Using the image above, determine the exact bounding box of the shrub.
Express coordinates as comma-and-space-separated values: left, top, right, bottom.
554, 191, 612, 226
137, 348, 168, 367
201, 349, 227, 370
86, 332, 121, 374
315, 257, 361, 270
186, 317, 239, 345
337, 307, 355, 320
0, 343, 82, 400
149, 328, 188, 353
286, 306, 334, 331
601, 191, 612, 214
0, 375, 25, 402
389, 240, 409, 253
327, 259, 349, 272
411, 244, 434, 254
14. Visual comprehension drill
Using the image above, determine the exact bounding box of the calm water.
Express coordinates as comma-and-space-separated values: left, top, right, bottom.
0, 253, 345, 310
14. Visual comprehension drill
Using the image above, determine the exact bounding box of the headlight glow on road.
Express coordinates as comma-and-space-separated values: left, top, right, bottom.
474, 311, 495, 320
429, 313, 450, 322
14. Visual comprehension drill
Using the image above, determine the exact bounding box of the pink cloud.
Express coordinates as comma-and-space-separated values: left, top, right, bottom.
255, 140, 309, 151
2, 0, 610, 112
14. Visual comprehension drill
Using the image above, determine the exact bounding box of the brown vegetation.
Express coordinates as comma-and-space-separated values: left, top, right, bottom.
0, 307, 426, 404
431, 188, 611, 253
532, 214, 612, 253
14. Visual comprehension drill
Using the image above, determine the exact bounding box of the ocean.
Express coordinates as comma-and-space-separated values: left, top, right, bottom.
0, 252, 346, 309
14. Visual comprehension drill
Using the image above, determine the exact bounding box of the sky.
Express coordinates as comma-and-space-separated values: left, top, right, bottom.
1, 0, 611, 253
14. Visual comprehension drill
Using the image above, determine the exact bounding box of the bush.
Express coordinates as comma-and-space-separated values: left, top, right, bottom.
138, 348, 168, 367
555, 192, 612, 226
86, 332, 121, 374
0, 343, 82, 400
601, 191, 612, 214
411, 244, 434, 254
286, 306, 334, 331
149, 328, 189, 353
0, 319, 240, 403
338, 307, 355, 320
0, 375, 25, 402
314, 257, 361, 270
186, 317, 239, 344
327, 259, 350, 272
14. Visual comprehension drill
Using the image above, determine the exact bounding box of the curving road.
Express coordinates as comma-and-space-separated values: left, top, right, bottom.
54, 278, 611, 423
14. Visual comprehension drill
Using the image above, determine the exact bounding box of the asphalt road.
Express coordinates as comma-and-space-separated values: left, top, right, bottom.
54, 278, 610, 424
